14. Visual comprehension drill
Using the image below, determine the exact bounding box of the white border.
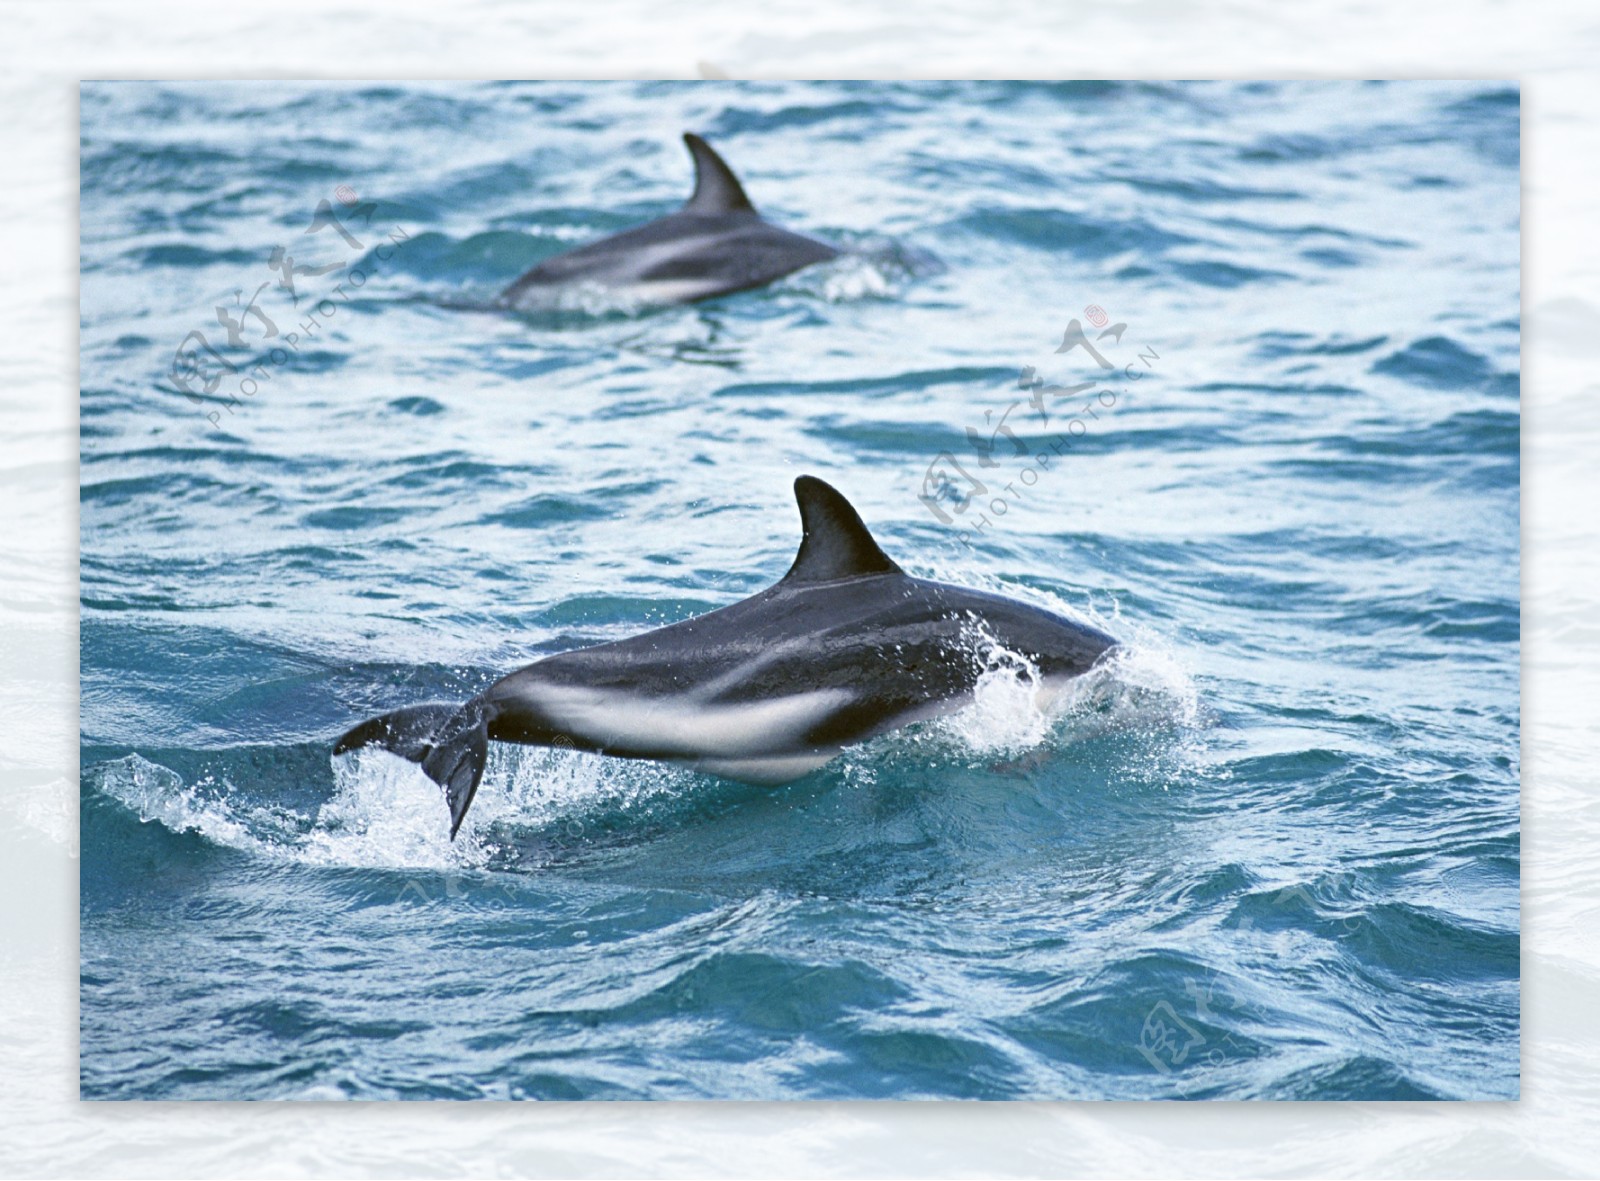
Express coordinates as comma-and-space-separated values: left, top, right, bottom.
6, 0, 1596, 1174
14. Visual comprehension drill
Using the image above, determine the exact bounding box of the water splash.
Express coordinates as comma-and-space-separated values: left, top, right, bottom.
93, 754, 260, 850
90, 751, 482, 870
939, 621, 1051, 755
472, 741, 700, 836
1052, 642, 1202, 741
779, 234, 944, 302
300, 750, 491, 869
502, 279, 665, 318
92, 625, 1200, 871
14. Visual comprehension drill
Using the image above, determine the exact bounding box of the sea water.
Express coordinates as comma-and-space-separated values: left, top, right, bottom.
78, 79, 1519, 1100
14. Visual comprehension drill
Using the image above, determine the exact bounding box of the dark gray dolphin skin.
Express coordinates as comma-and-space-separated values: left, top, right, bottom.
335, 477, 1118, 838
497, 133, 839, 308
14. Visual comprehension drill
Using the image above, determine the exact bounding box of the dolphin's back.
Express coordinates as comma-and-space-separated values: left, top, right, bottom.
502, 211, 835, 304
499, 134, 837, 307
482, 479, 1115, 769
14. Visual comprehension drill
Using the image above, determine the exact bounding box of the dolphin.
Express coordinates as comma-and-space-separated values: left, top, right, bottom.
334, 476, 1118, 838
497, 133, 839, 308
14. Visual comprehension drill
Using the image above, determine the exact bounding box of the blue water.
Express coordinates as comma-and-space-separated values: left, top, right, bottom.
78, 80, 1520, 1101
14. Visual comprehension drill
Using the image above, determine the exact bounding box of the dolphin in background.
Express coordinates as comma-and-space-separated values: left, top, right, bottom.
335, 477, 1119, 838
498, 133, 840, 308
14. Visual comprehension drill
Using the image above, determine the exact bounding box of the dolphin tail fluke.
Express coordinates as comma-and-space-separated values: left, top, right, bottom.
423, 704, 491, 840
333, 699, 492, 840
334, 702, 459, 763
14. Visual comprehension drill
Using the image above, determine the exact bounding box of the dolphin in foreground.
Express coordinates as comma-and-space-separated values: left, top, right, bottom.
335, 477, 1119, 838
497, 133, 839, 308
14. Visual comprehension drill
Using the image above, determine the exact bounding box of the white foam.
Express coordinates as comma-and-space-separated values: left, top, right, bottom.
477, 740, 697, 833
505, 278, 660, 316
299, 750, 492, 869
775, 235, 941, 303
94, 754, 260, 851
939, 629, 1052, 756
909, 594, 1203, 775
91, 751, 488, 871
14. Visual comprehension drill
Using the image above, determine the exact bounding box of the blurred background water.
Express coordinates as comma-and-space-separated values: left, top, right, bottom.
78, 79, 1519, 1101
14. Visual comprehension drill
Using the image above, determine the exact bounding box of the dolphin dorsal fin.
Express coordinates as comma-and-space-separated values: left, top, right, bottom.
782, 476, 903, 584
682, 133, 755, 215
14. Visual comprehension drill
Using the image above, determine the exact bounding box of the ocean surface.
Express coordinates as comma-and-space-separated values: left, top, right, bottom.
78, 79, 1520, 1102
